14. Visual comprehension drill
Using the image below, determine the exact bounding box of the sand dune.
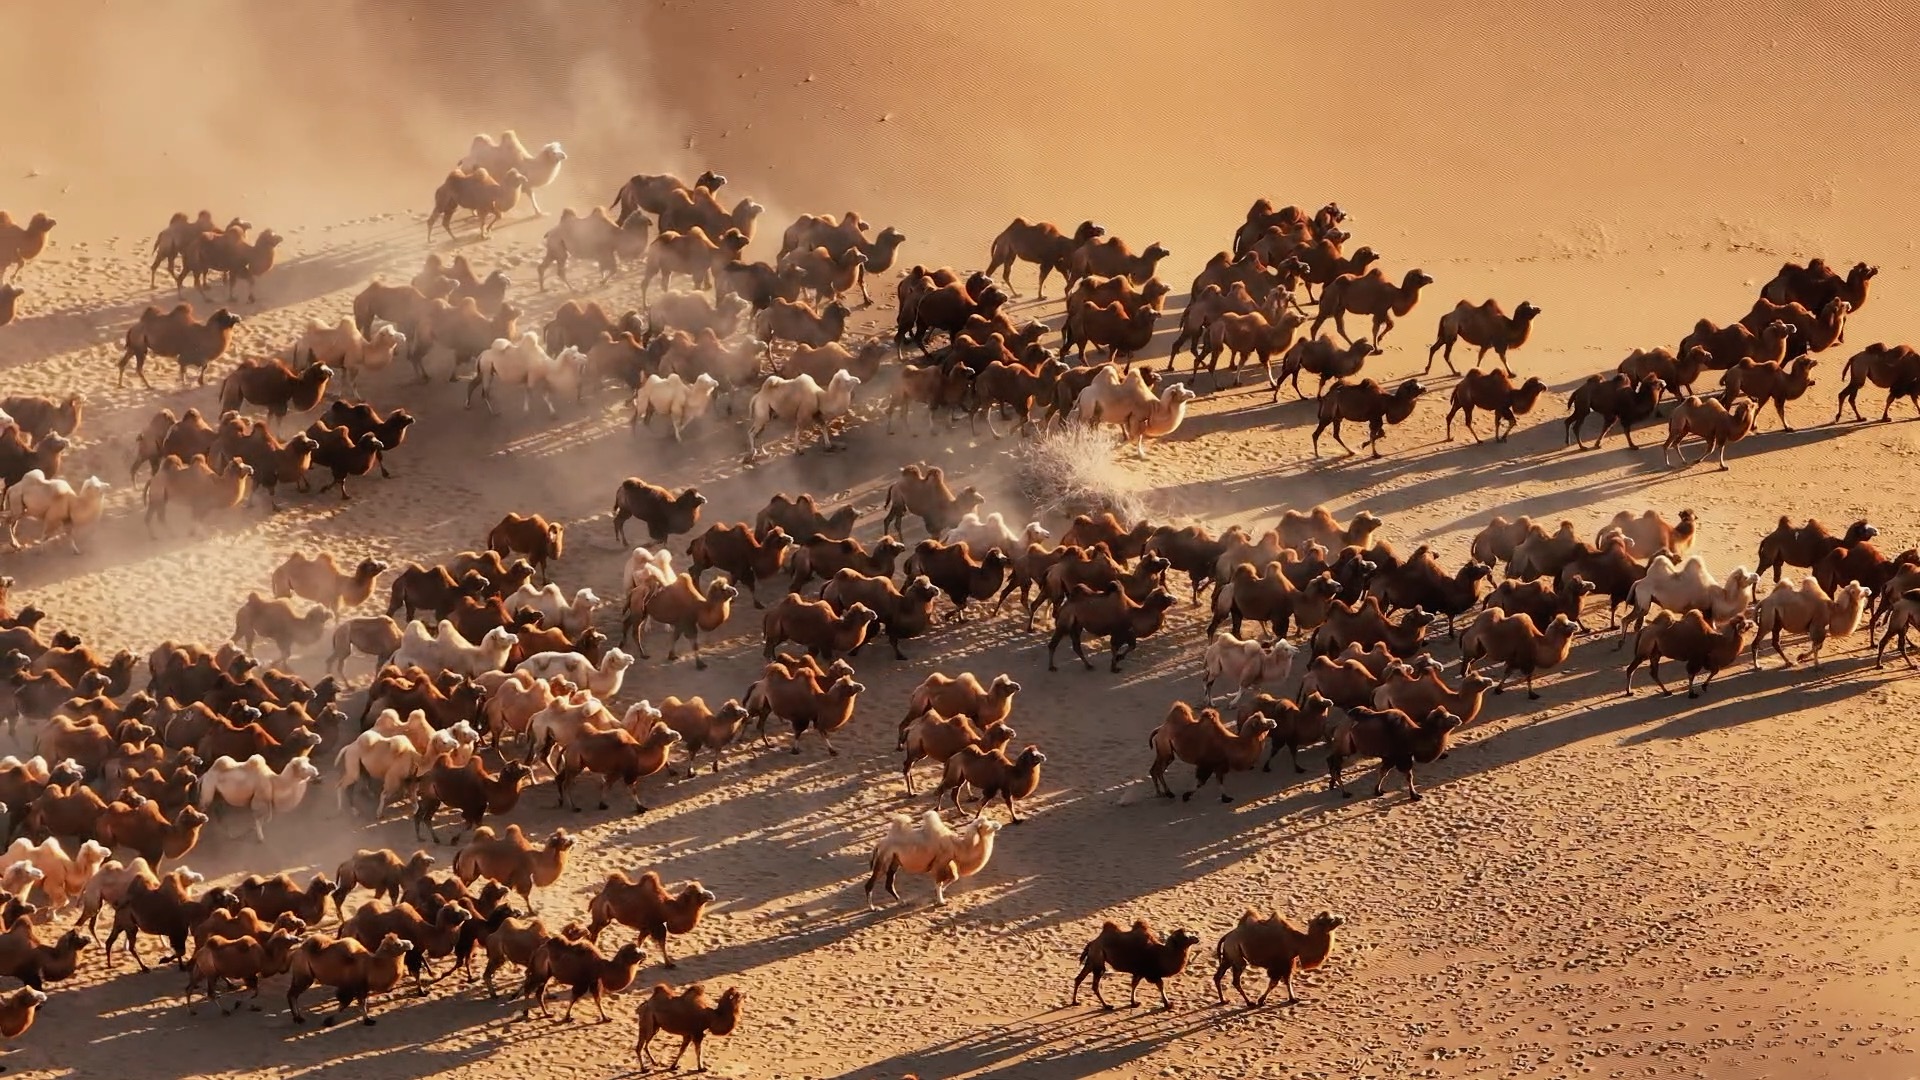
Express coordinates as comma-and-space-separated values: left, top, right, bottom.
1, 2, 1919, 1078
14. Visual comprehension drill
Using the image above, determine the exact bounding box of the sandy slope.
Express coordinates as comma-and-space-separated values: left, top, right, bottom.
4, 2, 1920, 1078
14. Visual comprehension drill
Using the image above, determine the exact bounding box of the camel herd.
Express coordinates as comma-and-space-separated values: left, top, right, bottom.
0, 107, 1914, 1077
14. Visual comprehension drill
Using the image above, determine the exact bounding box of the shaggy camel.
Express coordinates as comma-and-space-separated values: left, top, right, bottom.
1212, 909, 1343, 1007
0, 213, 55, 283
1312, 378, 1427, 458
1311, 268, 1434, 346
1596, 508, 1697, 562
1166, 280, 1259, 364
1071, 919, 1202, 1011
1274, 336, 1376, 402
457, 131, 568, 215
634, 983, 745, 1072
1618, 345, 1710, 400
1072, 370, 1197, 458
151, 212, 249, 287
606, 169, 725, 227
984, 219, 1104, 297
1680, 317, 1793, 373
1564, 372, 1664, 450
1445, 370, 1548, 443
1063, 237, 1172, 290
1624, 611, 1756, 697
1195, 309, 1306, 389
1833, 342, 1920, 424
1761, 258, 1877, 314
1663, 395, 1758, 470
862, 809, 999, 908
1719, 355, 1818, 431
428, 168, 532, 240
536, 207, 650, 290
1738, 297, 1850, 352
1753, 577, 1869, 669
1426, 299, 1541, 375
176, 225, 283, 303
119, 304, 244, 389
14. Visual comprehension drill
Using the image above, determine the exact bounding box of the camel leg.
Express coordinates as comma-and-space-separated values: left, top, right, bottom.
1231, 965, 1255, 1007
1768, 626, 1792, 668
1329, 419, 1355, 457
1648, 654, 1675, 695
1789, 622, 1820, 664
1253, 969, 1284, 1007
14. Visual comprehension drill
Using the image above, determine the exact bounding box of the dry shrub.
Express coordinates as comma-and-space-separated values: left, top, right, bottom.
1014, 424, 1151, 523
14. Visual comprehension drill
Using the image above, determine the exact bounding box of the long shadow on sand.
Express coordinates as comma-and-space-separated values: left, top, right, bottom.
824, 1007, 1233, 1080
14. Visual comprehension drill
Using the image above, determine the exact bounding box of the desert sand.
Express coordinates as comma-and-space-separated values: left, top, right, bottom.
3, 1, 1920, 1077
